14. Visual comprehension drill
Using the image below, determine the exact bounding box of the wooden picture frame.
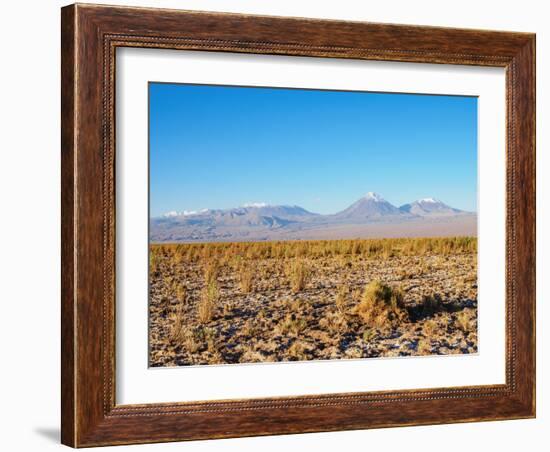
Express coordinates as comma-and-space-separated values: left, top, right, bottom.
61, 3, 535, 447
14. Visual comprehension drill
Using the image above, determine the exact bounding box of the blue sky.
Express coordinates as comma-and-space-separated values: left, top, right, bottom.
149, 83, 477, 217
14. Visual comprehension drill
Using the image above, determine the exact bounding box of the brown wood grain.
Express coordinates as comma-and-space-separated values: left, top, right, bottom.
61, 3, 536, 447
61, 5, 76, 447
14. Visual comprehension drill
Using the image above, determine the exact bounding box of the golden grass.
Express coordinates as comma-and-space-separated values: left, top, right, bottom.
204, 259, 220, 285
239, 263, 254, 294
181, 330, 201, 353
198, 280, 219, 324
223, 299, 235, 316
150, 237, 477, 264
278, 313, 307, 335
242, 319, 258, 337
335, 286, 348, 314
456, 310, 473, 332
417, 339, 432, 354
168, 302, 186, 343
319, 310, 348, 334
362, 328, 376, 342
287, 259, 310, 293
422, 319, 438, 337
354, 280, 408, 329
288, 341, 308, 360
174, 283, 187, 305
150, 252, 160, 275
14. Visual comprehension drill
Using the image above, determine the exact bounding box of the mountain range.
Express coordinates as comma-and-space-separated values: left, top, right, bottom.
150, 192, 476, 242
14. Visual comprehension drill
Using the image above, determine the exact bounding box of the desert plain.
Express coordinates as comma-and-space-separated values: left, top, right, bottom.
149, 237, 478, 367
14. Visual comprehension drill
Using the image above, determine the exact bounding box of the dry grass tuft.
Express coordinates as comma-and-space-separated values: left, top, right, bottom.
278, 313, 307, 335
204, 259, 220, 285
288, 341, 309, 360
182, 330, 201, 353
239, 263, 254, 293
354, 280, 408, 329
168, 302, 186, 343
362, 328, 376, 342
223, 299, 235, 317
420, 293, 442, 317
422, 319, 438, 337
417, 338, 432, 354
170, 249, 183, 266
184, 325, 217, 353
240, 349, 265, 363
456, 310, 474, 332
287, 259, 310, 293
198, 280, 219, 324
175, 283, 187, 305
345, 347, 364, 359
319, 310, 348, 334
150, 251, 160, 275
242, 319, 259, 337
335, 286, 348, 314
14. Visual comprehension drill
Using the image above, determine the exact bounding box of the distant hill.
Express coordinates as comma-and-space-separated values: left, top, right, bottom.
157, 204, 316, 227
333, 192, 404, 220
150, 193, 475, 242
399, 198, 463, 217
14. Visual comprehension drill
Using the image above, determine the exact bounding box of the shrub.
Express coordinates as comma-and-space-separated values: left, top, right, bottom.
319, 310, 348, 334
287, 341, 308, 360
239, 264, 254, 293
257, 308, 267, 321
198, 280, 219, 324
362, 328, 376, 342
242, 319, 258, 337
168, 302, 186, 343
420, 293, 442, 317
398, 268, 416, 280
179, 325, 217, 354
203, 259, 219, 285
240, 349, 265, 363
150, 251, 160, 275
417, 339, 432, 354
223, 299, 235, 316
203, 326, 217, 351
335, 286, 348, 314
287, 259, 310, 293
354, 280, 408, 329
382, 243, 394, 260
175, 283, 187, 305
422, 319, 438, 337
456, 310, 473, 332
287, 297, 310, 315
345, 347, 364, 359
170, 249, 183, 266
277, 313, 307, 335
173, 329, 199, 353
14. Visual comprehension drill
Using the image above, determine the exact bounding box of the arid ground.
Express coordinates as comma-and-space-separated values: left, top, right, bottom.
149, 237, 478, 367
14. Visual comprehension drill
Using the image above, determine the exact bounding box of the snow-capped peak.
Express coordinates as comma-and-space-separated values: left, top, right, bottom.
418, 197, 439, 204
364, 192, 385, 202
242, 202, 268, 208
162, 209, 208, 218
183, 210, 200, 216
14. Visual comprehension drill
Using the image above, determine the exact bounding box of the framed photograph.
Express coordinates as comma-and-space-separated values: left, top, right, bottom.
61, 3, 536, 447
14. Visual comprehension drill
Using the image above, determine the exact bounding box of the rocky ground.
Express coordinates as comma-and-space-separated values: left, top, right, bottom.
149, 241, 477, 367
